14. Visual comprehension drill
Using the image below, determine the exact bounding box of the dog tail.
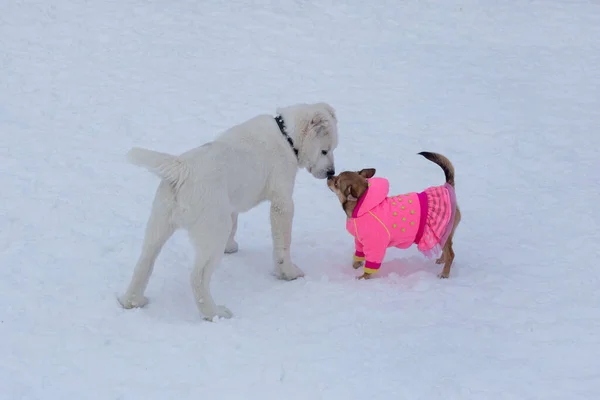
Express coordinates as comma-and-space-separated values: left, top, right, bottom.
418, 152, 455, 187
127, 147, 189, 187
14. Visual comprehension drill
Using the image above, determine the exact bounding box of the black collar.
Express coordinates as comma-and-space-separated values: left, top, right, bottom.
275, 115, 299, 159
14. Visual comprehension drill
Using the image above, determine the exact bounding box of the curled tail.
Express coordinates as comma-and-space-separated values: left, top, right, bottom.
418, 151, 455, 187
127, 147, 189, 188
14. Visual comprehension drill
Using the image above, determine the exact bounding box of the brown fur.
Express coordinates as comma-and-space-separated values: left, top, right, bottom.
326, 168, 375, 218
327, 152, 461, 280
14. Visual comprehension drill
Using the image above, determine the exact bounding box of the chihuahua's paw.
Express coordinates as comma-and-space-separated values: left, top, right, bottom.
352, 255, 365, 269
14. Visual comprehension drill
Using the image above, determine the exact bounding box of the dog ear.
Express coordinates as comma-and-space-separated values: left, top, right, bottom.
345, 185, 358, 201
306, 111, 331, 137
316, 103, 337, 122
358, 168, 376, 179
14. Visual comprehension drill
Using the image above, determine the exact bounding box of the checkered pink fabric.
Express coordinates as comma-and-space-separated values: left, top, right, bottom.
417, 183, 457, 258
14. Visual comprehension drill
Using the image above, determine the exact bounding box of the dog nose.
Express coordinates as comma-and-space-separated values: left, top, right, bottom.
326, 169, 335, 178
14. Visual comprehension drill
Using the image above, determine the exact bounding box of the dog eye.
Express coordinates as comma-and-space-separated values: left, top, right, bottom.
321, 150, 328, 155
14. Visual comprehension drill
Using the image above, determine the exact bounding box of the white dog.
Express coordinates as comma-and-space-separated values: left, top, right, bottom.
118, 102, 338, 320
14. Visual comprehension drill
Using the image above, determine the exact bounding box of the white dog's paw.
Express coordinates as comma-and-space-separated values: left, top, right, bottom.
224, 240, 239, 254
203, 305, 234, 322
216, 305, 233, 318
118, 294, 149, 309
275, 262, 305, 281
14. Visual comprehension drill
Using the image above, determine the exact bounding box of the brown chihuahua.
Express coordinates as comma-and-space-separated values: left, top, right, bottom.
327, 152, 461, 280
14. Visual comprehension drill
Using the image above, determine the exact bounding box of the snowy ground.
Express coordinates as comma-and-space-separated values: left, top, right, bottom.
2, 0, 600, 398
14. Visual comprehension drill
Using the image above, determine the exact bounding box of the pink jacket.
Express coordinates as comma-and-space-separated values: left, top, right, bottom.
346, 177, 428, 274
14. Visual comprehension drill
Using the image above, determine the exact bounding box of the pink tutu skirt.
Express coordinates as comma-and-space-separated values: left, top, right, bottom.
416, 183, 457, 258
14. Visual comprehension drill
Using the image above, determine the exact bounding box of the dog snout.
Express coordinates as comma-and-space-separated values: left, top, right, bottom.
326, 168, 335, 178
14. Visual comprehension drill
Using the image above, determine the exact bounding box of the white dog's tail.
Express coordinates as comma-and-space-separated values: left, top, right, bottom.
127, 147, 189, 187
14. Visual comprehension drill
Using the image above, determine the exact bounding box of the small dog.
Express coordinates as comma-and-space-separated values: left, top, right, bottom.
327, 152, 461, 280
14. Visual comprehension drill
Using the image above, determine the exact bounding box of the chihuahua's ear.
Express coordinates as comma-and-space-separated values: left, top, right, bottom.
358, 168, 376, 179
345, 185, 358, 201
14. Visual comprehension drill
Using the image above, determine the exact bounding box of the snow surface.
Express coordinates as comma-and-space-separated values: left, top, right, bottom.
2, 0, 600, 398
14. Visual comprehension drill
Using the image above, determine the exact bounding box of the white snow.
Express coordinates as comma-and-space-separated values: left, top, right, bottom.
2, 0, 600, 398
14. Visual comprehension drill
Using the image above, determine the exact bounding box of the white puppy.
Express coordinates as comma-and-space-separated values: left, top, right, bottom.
118, 102, 338, 320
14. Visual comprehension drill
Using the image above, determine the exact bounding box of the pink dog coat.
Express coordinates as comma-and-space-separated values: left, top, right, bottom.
346, 177, 457, 274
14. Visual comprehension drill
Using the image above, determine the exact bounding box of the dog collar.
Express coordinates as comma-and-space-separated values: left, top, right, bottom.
275, 115, 299, 159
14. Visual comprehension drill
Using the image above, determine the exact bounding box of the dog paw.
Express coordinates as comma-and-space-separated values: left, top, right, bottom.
118, 294, 148, 309
275, 263, 305, 281
224, 240, 239, 254
437, 272, 449, 279
216, 305, 233, 318
352, 260, 364, 269
203, 305, 234, 322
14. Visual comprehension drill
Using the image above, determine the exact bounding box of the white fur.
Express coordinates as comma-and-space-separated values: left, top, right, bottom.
118, 102, 339, 320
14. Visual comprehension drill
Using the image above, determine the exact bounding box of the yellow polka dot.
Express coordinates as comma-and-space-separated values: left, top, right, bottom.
401, 228, 406, 232
401, 206, 405, 210
393, 212, 397, 216
392, 202, 396, 206
402, 217, 406, 221
398, 197, 403, 201
410, 210, 415, 215
392, 223, 397, 228
410, 221, 415, 226
408, 199, 412, 204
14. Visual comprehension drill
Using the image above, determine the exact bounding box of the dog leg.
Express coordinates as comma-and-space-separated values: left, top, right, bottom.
438, 238, 454, 279
119, 190, 175, 309
438, 205, 461, 279
189, 214, 233, 320
270, 198, 304, 280
224, 212, 239, 254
